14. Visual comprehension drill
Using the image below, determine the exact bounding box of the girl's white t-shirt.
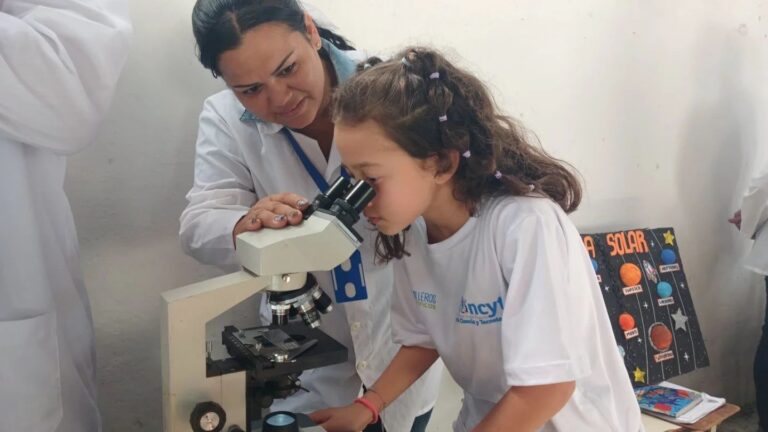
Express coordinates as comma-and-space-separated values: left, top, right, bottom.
391, 195, 643, 432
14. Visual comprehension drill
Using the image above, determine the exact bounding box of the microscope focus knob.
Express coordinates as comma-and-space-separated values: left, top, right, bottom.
190, 401, 227, 432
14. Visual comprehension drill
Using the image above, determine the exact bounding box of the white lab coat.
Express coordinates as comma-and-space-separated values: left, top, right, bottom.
741, 165, 768, 275
179, 41, 443, 432
0, 2, 131, 431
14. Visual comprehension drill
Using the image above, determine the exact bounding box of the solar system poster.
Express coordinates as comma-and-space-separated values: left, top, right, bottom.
581, 227, 709, 386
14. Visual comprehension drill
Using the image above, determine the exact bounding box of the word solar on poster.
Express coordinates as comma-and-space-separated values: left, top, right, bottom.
581, 228, 709, 386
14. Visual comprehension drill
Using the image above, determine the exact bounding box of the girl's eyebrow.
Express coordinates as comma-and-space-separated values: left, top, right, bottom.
348, 161, 380, 170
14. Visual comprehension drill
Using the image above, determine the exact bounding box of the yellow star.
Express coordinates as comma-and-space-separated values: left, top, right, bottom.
633, 367, 646, 383
663, 230, 675, 246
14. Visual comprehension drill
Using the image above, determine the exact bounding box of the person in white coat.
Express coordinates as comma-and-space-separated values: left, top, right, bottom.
0, 1, 131, 431
730, 164, 768, 431
180, 1, 441, 431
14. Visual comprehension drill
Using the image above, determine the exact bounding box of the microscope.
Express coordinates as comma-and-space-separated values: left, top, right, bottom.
161, 176, 375, 432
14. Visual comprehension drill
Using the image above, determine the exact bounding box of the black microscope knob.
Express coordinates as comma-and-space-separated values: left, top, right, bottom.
189, 401, 227, 432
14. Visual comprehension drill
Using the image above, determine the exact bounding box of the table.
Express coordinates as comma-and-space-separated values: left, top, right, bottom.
641, 403, 741, 432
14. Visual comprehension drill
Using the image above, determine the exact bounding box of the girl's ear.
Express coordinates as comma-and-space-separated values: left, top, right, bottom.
429, 150, 460, 185
303, 12, 322, 50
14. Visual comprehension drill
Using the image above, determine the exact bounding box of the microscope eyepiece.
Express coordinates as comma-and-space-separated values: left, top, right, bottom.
326, 180, 375, 230
343, 180, 376, 213
303, 176, 352, 220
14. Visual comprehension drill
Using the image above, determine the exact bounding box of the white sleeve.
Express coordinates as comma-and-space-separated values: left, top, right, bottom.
498, 208, 591, 386
390, 260, 436, 350
741, 168, 768, 239
178, 98, 259, 269
0, 0, 132, 154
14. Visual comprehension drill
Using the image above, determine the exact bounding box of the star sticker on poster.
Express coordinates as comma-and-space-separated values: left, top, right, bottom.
663, 230, 675, 245
633, 367, 646, 383
672, 308, 689, 331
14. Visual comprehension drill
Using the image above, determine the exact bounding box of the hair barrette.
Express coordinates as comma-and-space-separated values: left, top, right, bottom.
429, 72, 440, 79
438, 114, 448, 122
494, 171, 503, 179
462, 150, 471, 158
401, 57, 411, 67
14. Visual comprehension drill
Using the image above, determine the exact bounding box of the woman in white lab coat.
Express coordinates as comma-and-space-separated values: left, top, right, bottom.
180, 1, 442, 430
730, 166, 768, 431
0, 1, 131, 431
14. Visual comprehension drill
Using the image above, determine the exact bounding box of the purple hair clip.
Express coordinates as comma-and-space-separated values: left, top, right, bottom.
429, 72, 440, 79
462, 150, 471, 158
494, 171, 503, 179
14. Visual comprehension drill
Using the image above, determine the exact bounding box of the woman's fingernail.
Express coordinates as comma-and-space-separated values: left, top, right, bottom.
297, 199, 309, 208
290, 211, 300, 219
250, 216, 260, 225
274, 215, 287, 222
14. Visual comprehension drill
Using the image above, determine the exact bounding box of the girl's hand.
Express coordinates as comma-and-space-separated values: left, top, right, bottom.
308, 403, 373, 432
232, 193, 310, 243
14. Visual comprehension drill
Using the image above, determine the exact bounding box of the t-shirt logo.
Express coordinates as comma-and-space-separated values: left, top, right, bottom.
456, 296, 504, 326
412, 290, 438, 310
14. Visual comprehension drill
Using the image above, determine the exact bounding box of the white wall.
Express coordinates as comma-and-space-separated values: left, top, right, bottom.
66, 1, 768, 430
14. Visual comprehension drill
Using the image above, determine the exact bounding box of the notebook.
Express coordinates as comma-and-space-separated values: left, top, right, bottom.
635, 384, 703, 418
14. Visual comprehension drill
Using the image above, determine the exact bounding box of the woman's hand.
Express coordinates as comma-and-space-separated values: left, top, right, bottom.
233, 193, 310, 244
728, 209, 742, 231
309, 403, 374, 432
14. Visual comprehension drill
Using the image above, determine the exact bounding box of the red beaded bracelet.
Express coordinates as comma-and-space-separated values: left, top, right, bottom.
354, 396, 379, 425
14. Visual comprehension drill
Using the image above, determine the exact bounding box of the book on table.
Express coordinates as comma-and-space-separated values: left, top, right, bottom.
635, 384, 703, 418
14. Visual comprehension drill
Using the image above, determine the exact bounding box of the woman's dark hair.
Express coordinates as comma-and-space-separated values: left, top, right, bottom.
192, 0, 354, 77
334, 47, 583, 262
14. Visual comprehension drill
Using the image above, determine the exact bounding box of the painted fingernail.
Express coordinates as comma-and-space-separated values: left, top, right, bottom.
297, 199, 309, 208
274, 215, 287, 222
290, 211, 300, 219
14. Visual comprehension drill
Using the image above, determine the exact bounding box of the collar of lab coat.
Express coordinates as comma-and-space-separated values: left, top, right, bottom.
239, 38, 358, 133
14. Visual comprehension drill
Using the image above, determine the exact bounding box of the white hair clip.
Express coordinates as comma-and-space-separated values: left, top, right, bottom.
363, 63, 372, 70
438, 114, 448, 122
462, 150, 471, 158
494, 171, 503, 179
401, 57, 411, 67
429, 72, 440, 79
528, 184, 535, 191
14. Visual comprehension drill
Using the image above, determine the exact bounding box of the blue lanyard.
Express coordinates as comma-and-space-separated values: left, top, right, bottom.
281, 128, 368, 303
280, 128, 348, 189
